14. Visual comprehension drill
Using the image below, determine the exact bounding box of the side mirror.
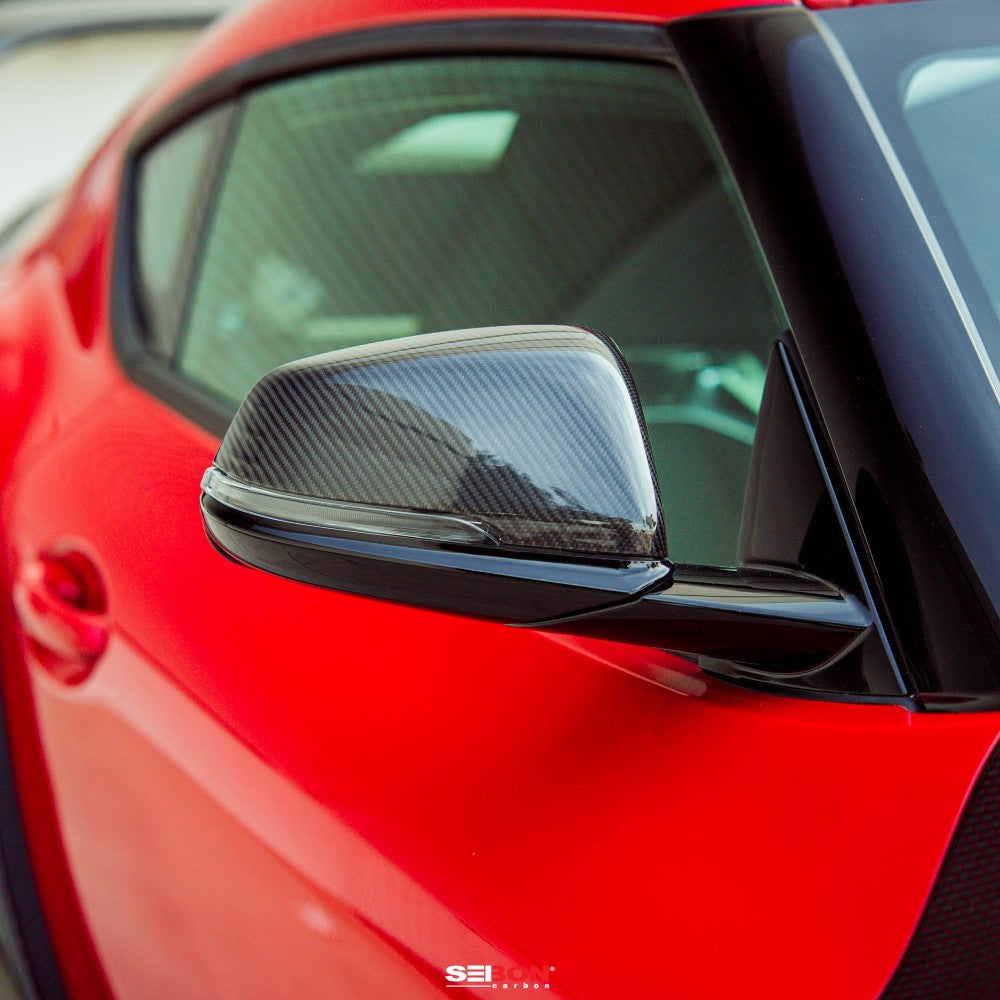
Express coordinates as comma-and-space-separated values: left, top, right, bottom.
202, 326, 871, 672
201, 325, 670, 621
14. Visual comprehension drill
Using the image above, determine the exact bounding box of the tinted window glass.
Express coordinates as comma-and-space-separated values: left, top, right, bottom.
136, 106, 231, 357
819, 0, 1000, 387
903, 50, 1000, 326
144, 57, 786, 565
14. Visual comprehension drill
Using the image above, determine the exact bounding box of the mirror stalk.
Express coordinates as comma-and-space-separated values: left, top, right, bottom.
528, 566, 872, 673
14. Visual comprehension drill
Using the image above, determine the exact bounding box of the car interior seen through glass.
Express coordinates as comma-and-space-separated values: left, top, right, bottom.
137, 56, 787, 566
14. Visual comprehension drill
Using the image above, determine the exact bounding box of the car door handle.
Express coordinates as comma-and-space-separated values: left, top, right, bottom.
13, 550, 109, 680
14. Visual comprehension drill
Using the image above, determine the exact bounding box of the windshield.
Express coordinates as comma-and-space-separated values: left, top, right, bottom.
902, 49, 1000, 330
820, 0, 1000, 391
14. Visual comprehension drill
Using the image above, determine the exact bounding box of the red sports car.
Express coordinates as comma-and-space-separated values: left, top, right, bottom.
1, 0, 998, 997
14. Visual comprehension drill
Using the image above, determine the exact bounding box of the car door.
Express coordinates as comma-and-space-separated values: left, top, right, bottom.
2, 7, 999, 1000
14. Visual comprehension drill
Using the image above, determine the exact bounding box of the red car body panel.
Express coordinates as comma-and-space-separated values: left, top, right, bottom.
1, 0, 999, 997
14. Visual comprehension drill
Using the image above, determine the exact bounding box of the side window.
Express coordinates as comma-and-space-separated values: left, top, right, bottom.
134, 55, 787, 567
135, 105, 232, 358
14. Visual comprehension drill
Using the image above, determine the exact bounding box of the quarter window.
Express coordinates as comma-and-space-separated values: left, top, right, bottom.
136, 105, 232, 358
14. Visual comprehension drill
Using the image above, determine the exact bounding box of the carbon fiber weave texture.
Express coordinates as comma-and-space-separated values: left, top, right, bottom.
214, 325, 664, 558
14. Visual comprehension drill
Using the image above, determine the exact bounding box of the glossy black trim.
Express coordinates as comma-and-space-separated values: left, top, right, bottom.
534, 564, 872, 671
204, 491, 890, 684
110, 18, 676, 439
918, 693, 1000, 713
776, 342, 906, 693
739, 346, 860, 593
202, 495, 671, 622
670, 9, 1000, 700
697, 671, 917, 709
730, 343, 901, 696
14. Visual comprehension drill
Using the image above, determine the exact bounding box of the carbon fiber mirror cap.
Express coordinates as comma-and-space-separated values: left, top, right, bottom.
206, 325, 665, 560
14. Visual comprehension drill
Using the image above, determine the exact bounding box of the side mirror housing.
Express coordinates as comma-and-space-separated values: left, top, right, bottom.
202, 325, 872, 676
202, 326, 672, 622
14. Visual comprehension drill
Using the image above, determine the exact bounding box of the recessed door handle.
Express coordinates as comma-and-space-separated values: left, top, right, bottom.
13, 549, 109, 681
